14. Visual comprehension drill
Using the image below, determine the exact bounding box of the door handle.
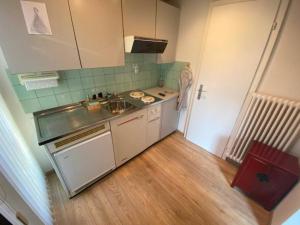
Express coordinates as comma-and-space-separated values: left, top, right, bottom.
197, 84, 207, 100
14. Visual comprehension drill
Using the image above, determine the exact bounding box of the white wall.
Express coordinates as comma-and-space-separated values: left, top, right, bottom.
175, 0, 210, 132
0, 49, 52, 172
0, 93, 52, 225
258, 1, 300, 101
256, 0, 300, 224
258, 0, 300, 159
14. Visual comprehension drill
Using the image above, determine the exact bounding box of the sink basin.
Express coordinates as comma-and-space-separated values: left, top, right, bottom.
104, 98, 135, 114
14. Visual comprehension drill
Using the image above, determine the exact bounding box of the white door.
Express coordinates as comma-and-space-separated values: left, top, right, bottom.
54, 132, 115, 193
186, 0, 280, 157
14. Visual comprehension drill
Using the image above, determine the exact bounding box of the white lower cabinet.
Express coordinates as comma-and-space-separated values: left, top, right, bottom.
110, 109, 147, 166
160, 98, 179, 139
146, 104, 161, 147
111, 100, 178, 167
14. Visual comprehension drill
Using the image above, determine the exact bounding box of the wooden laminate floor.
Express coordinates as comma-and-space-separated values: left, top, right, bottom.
48, 132, 271, 225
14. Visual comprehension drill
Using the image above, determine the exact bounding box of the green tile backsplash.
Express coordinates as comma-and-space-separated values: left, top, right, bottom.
160, 62, 187, 90
8, 53, 186, 113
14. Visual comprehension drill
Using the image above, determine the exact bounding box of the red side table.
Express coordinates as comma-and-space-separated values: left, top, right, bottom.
231, 141, 300, 210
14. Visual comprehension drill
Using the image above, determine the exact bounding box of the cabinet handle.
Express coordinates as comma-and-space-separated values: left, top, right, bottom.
256, 173, 269, 183
149, 117, 160, 122
117, 115, 144, 126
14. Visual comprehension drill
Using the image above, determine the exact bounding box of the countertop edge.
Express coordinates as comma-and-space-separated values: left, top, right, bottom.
36, 94, 178, 146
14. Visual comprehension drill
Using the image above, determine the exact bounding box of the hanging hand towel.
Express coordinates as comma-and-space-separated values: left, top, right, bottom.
177, 64, 193, 111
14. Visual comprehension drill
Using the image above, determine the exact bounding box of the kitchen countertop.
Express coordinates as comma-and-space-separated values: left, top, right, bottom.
144, 87, 179, 101
34, 88, 173, 146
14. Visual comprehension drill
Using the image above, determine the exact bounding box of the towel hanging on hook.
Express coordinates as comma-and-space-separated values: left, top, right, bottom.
177, 63, 193, 111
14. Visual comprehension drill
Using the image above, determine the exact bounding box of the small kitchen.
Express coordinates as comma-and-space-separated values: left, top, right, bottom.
0, 0, 300, 225
0, 0, 183, 198
36, 86, 179, 197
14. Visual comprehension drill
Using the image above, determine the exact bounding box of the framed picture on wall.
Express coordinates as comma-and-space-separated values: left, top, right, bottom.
20, 1, 52, 35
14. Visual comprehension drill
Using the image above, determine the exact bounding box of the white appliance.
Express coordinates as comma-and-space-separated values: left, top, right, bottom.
50, 123, 115, 197
110, 109, 147, 167
146, 104, 161, 147
124, 35, 168, 53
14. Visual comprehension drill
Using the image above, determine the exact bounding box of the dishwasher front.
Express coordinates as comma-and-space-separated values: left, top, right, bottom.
52, 124, 115, 197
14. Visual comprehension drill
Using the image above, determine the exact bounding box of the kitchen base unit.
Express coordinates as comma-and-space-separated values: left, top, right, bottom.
160, 98, 179, 139
110, 109, 148, 167
146, 104, 162, 148
45, 122, 116, 198
144, 87, 179, 139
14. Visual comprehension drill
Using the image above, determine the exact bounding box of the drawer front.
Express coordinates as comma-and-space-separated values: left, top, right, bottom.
148, 104, 161, 121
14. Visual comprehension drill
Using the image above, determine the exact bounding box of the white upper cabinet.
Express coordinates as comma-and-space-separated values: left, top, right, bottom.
0, 0, 81, 74
156, 1, 180, 63
69, 0, 124, 68
122, 0, 157, 38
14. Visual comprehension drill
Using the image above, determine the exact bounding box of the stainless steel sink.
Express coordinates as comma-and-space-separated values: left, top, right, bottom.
104, 98, 135, 114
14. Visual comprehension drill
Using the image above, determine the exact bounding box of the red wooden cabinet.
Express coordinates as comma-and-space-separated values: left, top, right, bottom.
231, 141, 300, 210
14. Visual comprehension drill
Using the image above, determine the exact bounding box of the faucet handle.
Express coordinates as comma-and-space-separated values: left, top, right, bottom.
106, 92, 112, 99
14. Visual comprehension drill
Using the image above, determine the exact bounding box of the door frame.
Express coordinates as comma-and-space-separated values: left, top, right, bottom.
183, 0, 290, 159
0, 200, 24, 225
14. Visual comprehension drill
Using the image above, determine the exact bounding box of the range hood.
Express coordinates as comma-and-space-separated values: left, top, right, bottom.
124, 36, 168, 54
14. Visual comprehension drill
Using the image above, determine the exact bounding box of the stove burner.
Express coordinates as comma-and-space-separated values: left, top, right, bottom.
129, 91, 144, 99
141, 96, 155, 104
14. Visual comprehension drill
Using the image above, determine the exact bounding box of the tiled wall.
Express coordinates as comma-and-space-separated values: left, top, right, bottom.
7, 53, 186, 113
160, 62, 187, 90
7, 54, 161, 113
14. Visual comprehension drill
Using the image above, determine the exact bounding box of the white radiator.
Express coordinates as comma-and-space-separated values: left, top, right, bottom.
226, 93, 300, 163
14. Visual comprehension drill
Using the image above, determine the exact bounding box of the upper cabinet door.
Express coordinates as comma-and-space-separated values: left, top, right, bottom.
69, 0, 124, 68
122, 0, 156, 38
156, 1, 180, 63
0, 0, 81, 74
